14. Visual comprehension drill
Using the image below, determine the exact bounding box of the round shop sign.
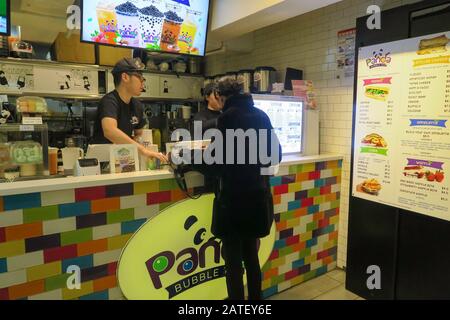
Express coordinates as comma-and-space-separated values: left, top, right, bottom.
117, 194, 276, 300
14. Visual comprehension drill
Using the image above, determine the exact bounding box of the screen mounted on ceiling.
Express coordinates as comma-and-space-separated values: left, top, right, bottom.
81, 0, 210, 56
0, 0, 10, 36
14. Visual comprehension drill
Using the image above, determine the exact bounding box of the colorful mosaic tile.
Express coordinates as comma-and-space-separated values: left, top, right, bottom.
105, 184, 133, 198
0, 160, 341, 300
59, 202, 91, 218
3, 194, 41, 211
81, 264, 109, 283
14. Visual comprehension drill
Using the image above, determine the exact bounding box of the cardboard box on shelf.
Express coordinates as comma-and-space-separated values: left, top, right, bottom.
98, 45, 133, 67
53, 31, 95, 64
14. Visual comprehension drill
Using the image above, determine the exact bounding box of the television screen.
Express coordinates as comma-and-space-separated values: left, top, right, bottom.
0, 0, 10, 36
253, 95, 304, 154
81, 0, 210, 56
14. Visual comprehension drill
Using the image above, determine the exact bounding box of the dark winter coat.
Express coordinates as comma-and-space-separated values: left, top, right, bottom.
196, 94, 282, 239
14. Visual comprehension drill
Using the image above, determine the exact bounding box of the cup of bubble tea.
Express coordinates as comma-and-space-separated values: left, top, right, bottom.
48, 147, 58, 175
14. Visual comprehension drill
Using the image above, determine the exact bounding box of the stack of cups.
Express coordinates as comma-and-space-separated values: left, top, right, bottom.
141, 129, 153, 145
139, 130, 160, 171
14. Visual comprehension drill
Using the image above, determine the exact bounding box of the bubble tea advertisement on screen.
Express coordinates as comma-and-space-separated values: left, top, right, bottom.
0, 0, 9, 36
81, 0, 210, 56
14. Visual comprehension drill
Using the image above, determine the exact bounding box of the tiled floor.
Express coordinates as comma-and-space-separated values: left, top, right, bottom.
267, 269, 365, 300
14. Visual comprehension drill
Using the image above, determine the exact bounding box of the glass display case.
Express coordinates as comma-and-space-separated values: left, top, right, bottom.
0, 124, 49, 182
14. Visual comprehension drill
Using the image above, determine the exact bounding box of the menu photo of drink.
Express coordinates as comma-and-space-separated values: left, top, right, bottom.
353, 31, 450, 222
81, 0, 210, 56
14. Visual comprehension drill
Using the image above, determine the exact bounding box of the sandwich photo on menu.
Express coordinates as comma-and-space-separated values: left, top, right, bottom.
417, 34, 449, 55
365, 86, 390, 101
361, 133, 388, 148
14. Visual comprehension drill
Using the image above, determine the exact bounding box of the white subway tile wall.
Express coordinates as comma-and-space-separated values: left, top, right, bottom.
205, 0, 422, 268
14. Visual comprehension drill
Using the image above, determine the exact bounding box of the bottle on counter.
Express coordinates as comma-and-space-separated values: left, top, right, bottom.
152, 128, 161, 151
138, 129, 160, 171
57, 149, 64, 175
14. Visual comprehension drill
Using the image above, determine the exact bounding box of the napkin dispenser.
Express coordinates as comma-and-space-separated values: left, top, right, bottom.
74, 158, 101, 177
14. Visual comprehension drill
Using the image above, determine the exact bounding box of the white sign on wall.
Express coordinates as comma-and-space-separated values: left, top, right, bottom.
353, 31, 450, 222
33, 67, 99, 95
0, 63, 34, 93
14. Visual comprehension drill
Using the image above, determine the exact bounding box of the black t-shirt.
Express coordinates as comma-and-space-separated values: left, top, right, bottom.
192, 108, 221, 134
93, 90, 146, 144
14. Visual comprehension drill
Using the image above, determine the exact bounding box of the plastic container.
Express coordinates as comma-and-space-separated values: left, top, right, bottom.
173, 60, 187, 73
10, 141, 43, 165
0, 143, 10, 167
16, 96, 48, 114
4, 166, 20, 181
20, 164, 37, 177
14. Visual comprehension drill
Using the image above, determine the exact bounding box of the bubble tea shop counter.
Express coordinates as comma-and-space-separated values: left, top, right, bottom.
0, 74, 343, 300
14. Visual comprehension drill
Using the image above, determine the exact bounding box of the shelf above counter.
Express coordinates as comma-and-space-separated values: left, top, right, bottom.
0, 57, 107, 70
5, 92, 204, 103
0, 57, 205, 101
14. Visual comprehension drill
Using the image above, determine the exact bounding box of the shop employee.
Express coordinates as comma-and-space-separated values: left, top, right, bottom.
192, 82, 223, 134
93, 58, 167, 162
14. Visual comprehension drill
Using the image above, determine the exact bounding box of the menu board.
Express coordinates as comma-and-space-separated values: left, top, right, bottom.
253, 95, 303, 154
353, 32, 450, 222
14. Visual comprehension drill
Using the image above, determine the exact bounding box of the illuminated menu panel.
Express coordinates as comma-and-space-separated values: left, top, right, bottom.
353, 31, 450, 222
253, 95, 303, 154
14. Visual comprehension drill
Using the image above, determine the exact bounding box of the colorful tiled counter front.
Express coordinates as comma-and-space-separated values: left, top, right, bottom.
0, 154, 343, 300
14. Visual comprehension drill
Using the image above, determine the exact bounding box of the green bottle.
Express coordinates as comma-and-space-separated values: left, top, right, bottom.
152, 129, 161, 151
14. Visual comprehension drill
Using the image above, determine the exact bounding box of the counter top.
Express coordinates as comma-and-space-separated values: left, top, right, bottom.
0, 154, 343, 196
280, 154, 343, 166
0, 169, 174, 196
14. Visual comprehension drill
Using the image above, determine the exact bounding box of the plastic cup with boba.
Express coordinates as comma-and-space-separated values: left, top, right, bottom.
96, 0, 118, 44
115, 1, 140, 47
178, 9, 201, 54
160, 11, 184, 52
139, 5, 164, 49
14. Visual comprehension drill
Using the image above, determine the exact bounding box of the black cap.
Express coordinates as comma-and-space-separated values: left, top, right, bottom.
112, 58, 145, 75
203, 82, 217, 97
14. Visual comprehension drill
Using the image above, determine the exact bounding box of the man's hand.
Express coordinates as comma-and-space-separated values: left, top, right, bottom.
141, 148, 168, 163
